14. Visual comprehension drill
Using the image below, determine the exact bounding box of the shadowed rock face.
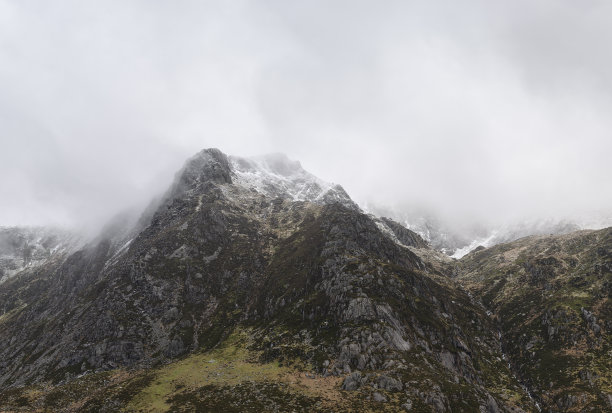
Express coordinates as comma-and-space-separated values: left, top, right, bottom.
379, 217, 429, 249
1, 148, 607, 412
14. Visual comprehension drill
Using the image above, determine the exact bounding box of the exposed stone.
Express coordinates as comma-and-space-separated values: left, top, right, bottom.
342, 372, 363, 391
376, 375, 403, 392
373, 392, 387, 402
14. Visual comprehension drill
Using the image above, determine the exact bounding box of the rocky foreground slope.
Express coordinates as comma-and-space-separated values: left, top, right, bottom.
0, 149, 609, 412
459, 230, 612, 411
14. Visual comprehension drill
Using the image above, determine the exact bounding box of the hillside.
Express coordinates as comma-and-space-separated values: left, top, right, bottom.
0, 149, 608, 412
458, 229, 612, 411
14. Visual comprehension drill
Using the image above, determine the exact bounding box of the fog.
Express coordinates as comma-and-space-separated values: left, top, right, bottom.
1, 0, 612, 234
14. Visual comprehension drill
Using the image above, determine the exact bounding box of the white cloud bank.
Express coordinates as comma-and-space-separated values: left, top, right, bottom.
1, 0, 611, 232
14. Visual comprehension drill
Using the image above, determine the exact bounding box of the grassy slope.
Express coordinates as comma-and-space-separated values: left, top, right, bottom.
458, 228, 612, 412
0, 329, 411, 412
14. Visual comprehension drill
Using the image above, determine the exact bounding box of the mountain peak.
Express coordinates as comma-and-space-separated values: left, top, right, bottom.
165, 148, 232, 200
1, 147, 610, 412
229, 152, 356, 209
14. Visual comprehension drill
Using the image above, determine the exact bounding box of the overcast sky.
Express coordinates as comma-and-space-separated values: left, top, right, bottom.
1, 0, 611, 232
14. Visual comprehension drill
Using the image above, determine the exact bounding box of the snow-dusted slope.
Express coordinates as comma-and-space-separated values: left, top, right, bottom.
226, 153, 610, 258
449, 220, 581, 258
229, 153, 357, 210
0, 227, 80, 283
366, 204, 611, 258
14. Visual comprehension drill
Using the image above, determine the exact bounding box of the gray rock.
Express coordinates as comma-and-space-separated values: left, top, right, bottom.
556, 393, 578, 410
342, 371, 363, 391
377, 375, 403, 392
343, 297, 376, 321
373, 392, 387, 402
482, 394, 501, 413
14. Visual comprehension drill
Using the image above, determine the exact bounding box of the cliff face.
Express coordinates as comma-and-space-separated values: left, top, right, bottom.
0, 149, 608, 412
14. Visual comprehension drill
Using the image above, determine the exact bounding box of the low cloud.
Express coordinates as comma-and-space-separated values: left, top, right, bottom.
1, 0, 611, 232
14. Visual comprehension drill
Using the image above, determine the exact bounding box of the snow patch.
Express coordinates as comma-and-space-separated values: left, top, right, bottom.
451, 231, 499, 259
229, 154, 354, 208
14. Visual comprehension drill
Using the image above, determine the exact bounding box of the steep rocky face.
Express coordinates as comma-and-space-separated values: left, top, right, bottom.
375, 217, 429, 249
1, 148, 597, 412
458, 229, 612, 412
252, 203, 535, 411
364, 205, 490, 256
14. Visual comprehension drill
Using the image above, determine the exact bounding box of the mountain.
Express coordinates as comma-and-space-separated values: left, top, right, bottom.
229, 153, 357, 210
0, 148, 609, 412
449, 220, 582, 258
458, 229, 612, 411
366, 205, 605, 258
362, 205, 484, 256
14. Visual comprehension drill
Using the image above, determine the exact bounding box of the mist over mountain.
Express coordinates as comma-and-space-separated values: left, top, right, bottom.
2, 1, 612, 235
0, 148, 610, 412
366, 203, 612, 258
2, 1, 612, 412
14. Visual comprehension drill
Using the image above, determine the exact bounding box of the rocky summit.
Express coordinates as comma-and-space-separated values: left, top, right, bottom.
0, 148, 610, 412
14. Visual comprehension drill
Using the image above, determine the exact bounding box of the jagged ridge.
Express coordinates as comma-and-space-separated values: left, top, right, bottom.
1, 148, 607, 412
